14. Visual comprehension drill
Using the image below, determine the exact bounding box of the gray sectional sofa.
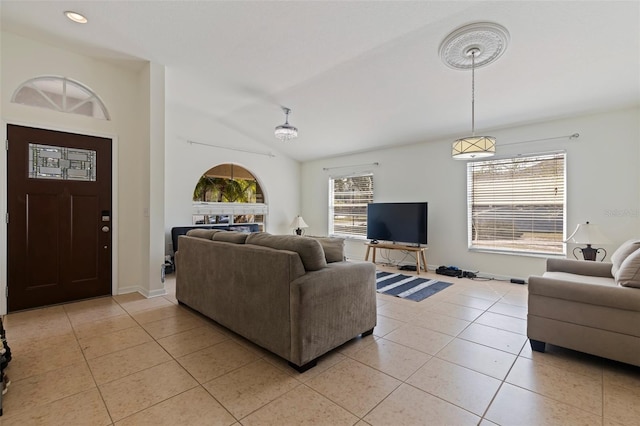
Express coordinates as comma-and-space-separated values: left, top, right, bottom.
527, 239, 640, 367
175, 230, 377, 371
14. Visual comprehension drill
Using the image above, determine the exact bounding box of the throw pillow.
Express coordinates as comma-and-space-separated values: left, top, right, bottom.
309, 236, 345, 263
246, 232, 327, 271
212, 231, 249, 244
615, 248, 640, 288
610, 238, 640, 276
186, 229, 221, 240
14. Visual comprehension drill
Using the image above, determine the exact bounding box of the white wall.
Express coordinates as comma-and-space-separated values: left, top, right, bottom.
301, 107, 640, 280
0, 31, 163, 311
164, 103, 301, 253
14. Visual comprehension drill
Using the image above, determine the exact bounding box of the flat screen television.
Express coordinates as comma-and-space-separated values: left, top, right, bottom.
366, 202, 428, 245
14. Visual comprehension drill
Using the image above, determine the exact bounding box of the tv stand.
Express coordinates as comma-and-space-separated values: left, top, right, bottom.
364, 242, 428, 274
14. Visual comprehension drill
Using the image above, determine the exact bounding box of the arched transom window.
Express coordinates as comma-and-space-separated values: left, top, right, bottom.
12, 76, 110, 120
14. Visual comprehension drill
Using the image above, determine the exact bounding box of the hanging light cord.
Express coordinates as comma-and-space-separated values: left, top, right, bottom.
470, 49, 477, 136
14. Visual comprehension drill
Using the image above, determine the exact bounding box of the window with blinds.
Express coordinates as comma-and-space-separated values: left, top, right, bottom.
329, 174, 374, 238
467, 152, 566, 255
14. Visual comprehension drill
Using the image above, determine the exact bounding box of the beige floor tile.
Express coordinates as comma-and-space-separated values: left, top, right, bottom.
603, 362, 640, 390
383, 324, 453, 355
506, 356, 603, 415
5, 311, 73, 343
99, 360, 198, 421
498, 291, 528, 307
445, 294, 495, 310
72, 313, 139, 340
519, 342, 604, 379
79, 325, 153, 359
157, 325, 229, 358
203, 359, 301, 419
488, 301, 528, 320
436, 338, 517, 380
263, 350, 347, 383
6, 330, 78, 359
425, 301, 484, 322
363, 383, 480, 426
177, 340, 259, 383
7, 336, 85, 380
458, 287, 502, 302
485, 383, 602, 425
475, 311, 528, 335
407, 357, 501, 416
2, 361, 97, 419
372, 314, 406, 337
241, 384, 358, 426
335, 333, 378, 357
113, 292, 146, 303
64, 297, 127, 326
306, 358, 401, 417
376, 300, 422, 322
604, 381, 640, 425
115, 386, 236, 426
117, 295, 175, 313
350, 338, 431, 381
459, 323, 527, 354
129, 303, 194, 325
88, 340, 172, 384
410, 310, 471, 336
4, 305, 67, 327
141, 313, 208, 339
1, 388, 111, 426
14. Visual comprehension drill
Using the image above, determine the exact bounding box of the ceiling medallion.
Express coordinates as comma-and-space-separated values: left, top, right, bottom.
439, 22, 510, 70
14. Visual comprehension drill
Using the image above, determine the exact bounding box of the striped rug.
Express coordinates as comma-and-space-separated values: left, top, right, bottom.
376, 271, 453, 302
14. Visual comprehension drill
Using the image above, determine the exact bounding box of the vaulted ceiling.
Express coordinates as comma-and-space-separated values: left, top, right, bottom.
2, 1, 639, 161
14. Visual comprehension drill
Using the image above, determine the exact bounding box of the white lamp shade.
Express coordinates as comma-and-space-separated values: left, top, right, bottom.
290, 215, 309, 229
565, 222, 612, 245
452, 136, 496, 159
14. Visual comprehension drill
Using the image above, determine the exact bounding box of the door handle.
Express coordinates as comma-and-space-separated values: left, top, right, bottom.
102, 226, 110, 233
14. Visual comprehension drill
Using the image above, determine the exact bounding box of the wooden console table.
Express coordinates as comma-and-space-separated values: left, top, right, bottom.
364, 242, 428, 274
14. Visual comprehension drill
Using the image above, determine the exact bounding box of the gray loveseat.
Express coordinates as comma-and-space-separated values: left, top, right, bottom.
527, 239, 640, 367
175, 230, 377, 371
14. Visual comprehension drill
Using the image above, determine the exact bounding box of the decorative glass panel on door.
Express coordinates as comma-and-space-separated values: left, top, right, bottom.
28, 143, 96, 181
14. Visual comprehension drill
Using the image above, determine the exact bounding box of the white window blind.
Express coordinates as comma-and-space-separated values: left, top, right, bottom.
329, 174, 373, 238
467, 152, 566, 255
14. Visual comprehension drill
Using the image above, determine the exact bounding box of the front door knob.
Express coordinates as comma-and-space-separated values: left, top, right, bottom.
102, 226, 110, 233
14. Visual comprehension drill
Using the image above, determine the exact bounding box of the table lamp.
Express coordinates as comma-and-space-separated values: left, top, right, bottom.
565, 221, 611, 261
290, 215, 309, 235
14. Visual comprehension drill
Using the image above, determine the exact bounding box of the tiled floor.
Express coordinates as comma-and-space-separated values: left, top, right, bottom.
2, 265, 639, 425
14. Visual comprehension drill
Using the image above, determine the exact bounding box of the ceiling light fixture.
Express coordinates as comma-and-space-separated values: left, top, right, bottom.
64, 11, 88, 24
274, 107, 298, 141
440, 22, 509, 160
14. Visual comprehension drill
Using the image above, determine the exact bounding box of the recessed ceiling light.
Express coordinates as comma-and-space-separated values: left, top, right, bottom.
64, 11, 88, 24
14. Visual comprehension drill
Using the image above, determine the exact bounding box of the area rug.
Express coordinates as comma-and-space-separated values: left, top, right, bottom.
376, 271, 453, 302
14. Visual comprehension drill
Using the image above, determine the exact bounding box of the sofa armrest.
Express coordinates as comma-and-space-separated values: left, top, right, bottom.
289, 260, 377, 365
528, 275, 640, 311
546, 258, 613, 278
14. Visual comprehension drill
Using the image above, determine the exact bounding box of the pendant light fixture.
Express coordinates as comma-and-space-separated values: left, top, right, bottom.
274, 107, 298, 141
439, 23, 509, 160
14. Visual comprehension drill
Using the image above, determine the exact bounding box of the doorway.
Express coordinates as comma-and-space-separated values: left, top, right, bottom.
7, 125, 112, 311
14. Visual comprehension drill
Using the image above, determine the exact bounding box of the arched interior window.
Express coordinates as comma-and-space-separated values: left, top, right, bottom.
12, 76, 110, 120
192, 164, 267, 231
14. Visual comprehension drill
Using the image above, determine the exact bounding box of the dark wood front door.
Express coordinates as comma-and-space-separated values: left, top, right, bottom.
7, 125, 112, 311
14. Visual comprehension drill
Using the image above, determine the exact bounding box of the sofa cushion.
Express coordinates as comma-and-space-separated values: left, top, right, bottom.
186, 229, 221, 240
611, 239, 640, 276
246, 232, 327, 271
616, 248, 640, 288
212, 231, 249, 244
309, 236, 345, 263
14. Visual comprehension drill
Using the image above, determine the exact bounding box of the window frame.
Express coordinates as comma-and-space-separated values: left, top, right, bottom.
466, 151, 567, 256
328, 173, 374, 239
